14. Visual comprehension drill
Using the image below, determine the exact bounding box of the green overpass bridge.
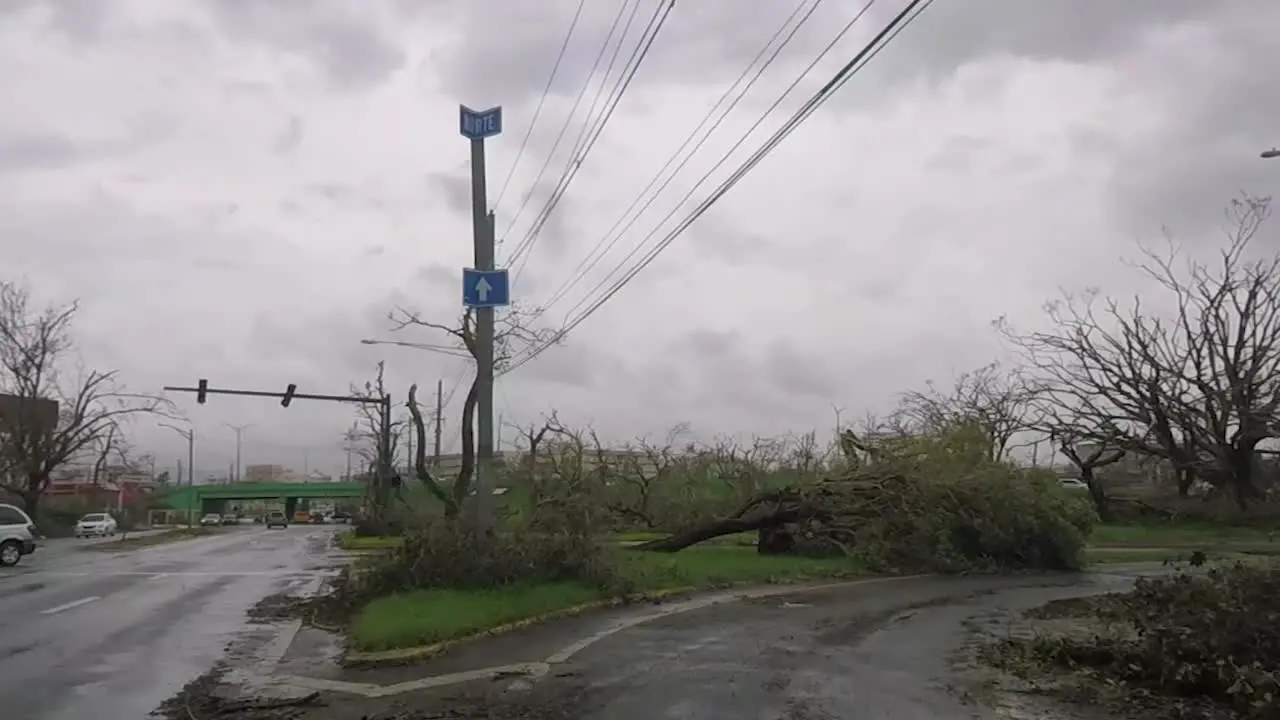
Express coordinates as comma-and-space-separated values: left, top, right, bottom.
164, 481, 365, 517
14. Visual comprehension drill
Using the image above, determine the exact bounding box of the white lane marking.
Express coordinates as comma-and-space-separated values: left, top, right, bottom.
42, 596, 101, 615
148, 573, 170, 581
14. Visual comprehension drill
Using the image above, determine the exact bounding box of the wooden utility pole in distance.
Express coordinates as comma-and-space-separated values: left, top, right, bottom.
433, 378, 443, 467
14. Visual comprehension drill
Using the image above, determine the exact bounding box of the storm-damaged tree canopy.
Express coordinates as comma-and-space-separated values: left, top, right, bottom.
999, 195, 1280, 509
634, 424, 1095, 574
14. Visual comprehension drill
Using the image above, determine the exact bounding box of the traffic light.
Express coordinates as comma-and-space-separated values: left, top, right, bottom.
281, 383, 297, 408
196, 379, 208, 404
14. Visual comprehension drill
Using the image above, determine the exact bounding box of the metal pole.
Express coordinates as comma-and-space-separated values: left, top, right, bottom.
434, 378, 443, 467
470, 138, 495, 529
187, 430, 195, 526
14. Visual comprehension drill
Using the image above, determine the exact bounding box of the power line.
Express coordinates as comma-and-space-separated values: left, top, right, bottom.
496, 0, 640, 258
503, 0, 933, 376
491, 0, 589, 215
535, 0, 828, 317
559, 0, 875, 324
506, 0, 675, 279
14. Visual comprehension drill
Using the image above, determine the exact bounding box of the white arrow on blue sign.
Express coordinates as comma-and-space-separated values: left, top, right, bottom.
459, 105, 503, 140
462, 268, 510, 308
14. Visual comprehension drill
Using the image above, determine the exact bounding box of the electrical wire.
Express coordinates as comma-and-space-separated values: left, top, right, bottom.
559, 0, 875, 324
535, 0, 827, 317
491, 0, 588, 215
502, 0, 934, 377
506, 0, 675, 280
505, 0, 664, 269
497, 0, 640, 259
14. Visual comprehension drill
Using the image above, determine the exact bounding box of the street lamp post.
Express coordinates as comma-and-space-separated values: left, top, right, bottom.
360, 338, 470, 358
223, 423, 253, 483
159, 423, 195, 526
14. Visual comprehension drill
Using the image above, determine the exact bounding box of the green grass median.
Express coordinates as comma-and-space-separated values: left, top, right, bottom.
345, 522, 1280, 654
348, 545, 862, 653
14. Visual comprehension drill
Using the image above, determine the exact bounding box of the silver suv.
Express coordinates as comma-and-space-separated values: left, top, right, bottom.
0, 503, 37, 567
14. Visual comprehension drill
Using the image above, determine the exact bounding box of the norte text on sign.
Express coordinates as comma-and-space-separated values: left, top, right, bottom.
459, 105, 503, 140
462, 268, 510, 308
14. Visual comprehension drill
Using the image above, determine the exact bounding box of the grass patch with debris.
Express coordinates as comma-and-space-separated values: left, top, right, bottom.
980, 560, 1280, 719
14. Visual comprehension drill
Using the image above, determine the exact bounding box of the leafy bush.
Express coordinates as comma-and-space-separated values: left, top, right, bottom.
353, 516, 622, 600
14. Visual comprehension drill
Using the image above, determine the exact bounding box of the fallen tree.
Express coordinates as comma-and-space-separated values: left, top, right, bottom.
635, 426, 1097, 573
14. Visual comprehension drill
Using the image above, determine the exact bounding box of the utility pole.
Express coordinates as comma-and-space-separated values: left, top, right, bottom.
223, 423, 252, 483
433, 378, 443, 467
160, 423, 195, 526
344, 421, 357, 481
459, 104, 506, 530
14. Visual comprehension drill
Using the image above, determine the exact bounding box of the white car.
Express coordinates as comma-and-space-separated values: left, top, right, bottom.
199, 513, 222, 527
0, 503, 38, 567
75, 513, 118, 538
1058, 478, 1090, 491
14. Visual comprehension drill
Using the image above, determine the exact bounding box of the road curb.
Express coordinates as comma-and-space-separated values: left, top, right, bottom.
342, 586, 699, 668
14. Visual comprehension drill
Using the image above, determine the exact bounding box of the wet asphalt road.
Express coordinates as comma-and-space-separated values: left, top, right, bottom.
306, 569, 1162, 719
0, 524, 340, 720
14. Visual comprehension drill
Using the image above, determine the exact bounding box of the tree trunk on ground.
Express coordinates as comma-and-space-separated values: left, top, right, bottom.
634, 508, 809, 553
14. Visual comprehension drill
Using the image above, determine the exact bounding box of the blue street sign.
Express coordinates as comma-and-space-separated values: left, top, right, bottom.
462, 268, 510, 308
459, 105, 503, 140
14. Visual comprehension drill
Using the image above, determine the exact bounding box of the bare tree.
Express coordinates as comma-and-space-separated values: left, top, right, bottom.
0, 282, 170, 515
999, 195, 1280, 508
390, 303, 555, 516
349, 361, 402, 508
896, 362, 1041, 462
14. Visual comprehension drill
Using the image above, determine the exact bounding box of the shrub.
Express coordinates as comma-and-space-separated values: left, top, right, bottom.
353, 516, 622, 600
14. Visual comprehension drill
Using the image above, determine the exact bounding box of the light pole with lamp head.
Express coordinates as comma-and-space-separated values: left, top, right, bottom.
223, 423, 253, 483
1262, 148, 1280, 159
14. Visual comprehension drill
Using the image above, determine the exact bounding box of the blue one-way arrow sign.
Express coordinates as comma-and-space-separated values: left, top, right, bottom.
462, 268, 510, 308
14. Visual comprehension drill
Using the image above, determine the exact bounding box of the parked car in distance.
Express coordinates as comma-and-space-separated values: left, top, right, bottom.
330, 511, 350, 523
221, 513, 239, 525
0, 503, 38, 567
1058, 477, 1090, 492
199, 513, 222, 527
292, 510, 310, 523
265, 511, 288, 529
308, 511, 326, 524
75, 512, 118, 538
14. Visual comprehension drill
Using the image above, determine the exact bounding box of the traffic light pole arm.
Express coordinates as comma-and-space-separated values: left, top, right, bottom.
162, 384, 391, 408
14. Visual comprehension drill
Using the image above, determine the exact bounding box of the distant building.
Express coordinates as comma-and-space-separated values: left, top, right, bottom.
243, 464, 288, 483
44, 468, 157, 507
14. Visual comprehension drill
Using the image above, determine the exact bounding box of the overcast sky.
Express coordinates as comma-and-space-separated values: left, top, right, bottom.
2, 0, 1278, 479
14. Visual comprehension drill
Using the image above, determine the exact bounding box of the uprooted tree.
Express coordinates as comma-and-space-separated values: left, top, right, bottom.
390, 302, 556, 519
0, 281, 170, 516
999, 195, 1280, 509
632, 423, 1094, 573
